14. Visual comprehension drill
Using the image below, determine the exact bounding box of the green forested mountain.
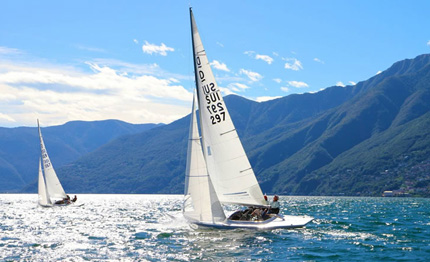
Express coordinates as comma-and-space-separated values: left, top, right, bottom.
251, 54, 430, 196
8, 54, 430, 196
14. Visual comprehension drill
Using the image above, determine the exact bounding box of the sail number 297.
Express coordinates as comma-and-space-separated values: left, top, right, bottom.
203, 89, 226, 125
207, 102, 225, 124
203, 84, 225, 125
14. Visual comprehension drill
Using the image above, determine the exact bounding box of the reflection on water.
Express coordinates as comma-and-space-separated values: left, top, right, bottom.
1, 194, 429, 261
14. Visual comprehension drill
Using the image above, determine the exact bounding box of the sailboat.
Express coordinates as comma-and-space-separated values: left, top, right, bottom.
37, 120, 76, 206
183, 8, 313, 229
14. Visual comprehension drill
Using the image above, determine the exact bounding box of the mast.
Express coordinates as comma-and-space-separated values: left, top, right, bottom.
189, 7, 204, 153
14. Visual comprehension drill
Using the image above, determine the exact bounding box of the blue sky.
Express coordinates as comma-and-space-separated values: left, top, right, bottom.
1, 1, 429, 127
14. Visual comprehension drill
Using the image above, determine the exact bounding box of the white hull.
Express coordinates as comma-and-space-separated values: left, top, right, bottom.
38, 202, 83, 208
190, 215, 313, 230
38, 203, 53, 208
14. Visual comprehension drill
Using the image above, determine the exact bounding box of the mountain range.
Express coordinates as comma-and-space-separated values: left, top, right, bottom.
0, 120, 161, 192
2, 54, 430, 197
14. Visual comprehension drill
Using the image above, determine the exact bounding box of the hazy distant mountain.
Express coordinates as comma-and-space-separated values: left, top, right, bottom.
5, 54, 430, 197
0, 120, 161, 192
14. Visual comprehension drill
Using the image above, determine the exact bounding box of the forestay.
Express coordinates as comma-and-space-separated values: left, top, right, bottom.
190, 9, 266, 207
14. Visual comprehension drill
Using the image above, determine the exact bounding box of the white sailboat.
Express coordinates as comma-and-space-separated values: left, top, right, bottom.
183, 8, 313, 229
37, 120, 75, 206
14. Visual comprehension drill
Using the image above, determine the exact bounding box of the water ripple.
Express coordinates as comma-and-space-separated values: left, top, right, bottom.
1, 194, 430, 261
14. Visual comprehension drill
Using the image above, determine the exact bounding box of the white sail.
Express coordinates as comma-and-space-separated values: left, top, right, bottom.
38, 158, 52, 206
190, 9, 266, 206
38, 120, 67, 200
184, 93, 226, 223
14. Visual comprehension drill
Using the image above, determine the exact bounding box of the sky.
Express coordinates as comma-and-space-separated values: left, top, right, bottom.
1, 0, 430, 128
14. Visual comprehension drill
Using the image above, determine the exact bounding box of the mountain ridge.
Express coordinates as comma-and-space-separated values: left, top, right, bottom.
3, 54, 430, 196
0, 120, 162, 192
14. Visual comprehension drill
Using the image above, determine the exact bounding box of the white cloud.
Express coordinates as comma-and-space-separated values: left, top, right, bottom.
314, 58, 325, 64
210, 60, 230, 72
281, 87, 290, 92
244, 51, 274, 64
0, 112, 16, 123
336, 81, 345, 87
90, 58, 164, 77
256, 96, 281, 102
427, 40, 430, 47
244, 51, 255, 57
273, 78, 282, 84
376, 70, 382, 75
0, 46, 22, 55
216, 42, 224, 48
284, 58, 303, 71
133, 39, 139, 44
74, 44, 105, 53
141, 41, 174, 56
309, 89, 322, 94
239, 69, 263, 82
227, 82, 250, 92
218, 86, 236, 96
0, 61, 192, 127
255, 54, 274, 64
349, 81, 356, 85
0, 92, 16, 102
287, 81, 309, 88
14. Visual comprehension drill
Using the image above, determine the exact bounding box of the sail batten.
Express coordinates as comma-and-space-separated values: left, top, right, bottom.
220, 129, 236, 136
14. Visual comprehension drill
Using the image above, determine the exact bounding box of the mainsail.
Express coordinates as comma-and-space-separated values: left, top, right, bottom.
38, 158, 52, 206
190, 8, 266, 206
38, 120, 67, 200
184, 93, 226, 223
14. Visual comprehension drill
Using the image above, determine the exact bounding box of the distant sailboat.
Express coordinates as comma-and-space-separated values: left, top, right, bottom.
37, 120, 76, 206
183, 8, 313, 229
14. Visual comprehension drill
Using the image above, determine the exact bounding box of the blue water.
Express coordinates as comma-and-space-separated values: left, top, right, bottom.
1, 194, 429, 261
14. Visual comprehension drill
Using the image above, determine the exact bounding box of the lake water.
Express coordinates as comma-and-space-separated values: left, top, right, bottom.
1, 194, 429, 261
